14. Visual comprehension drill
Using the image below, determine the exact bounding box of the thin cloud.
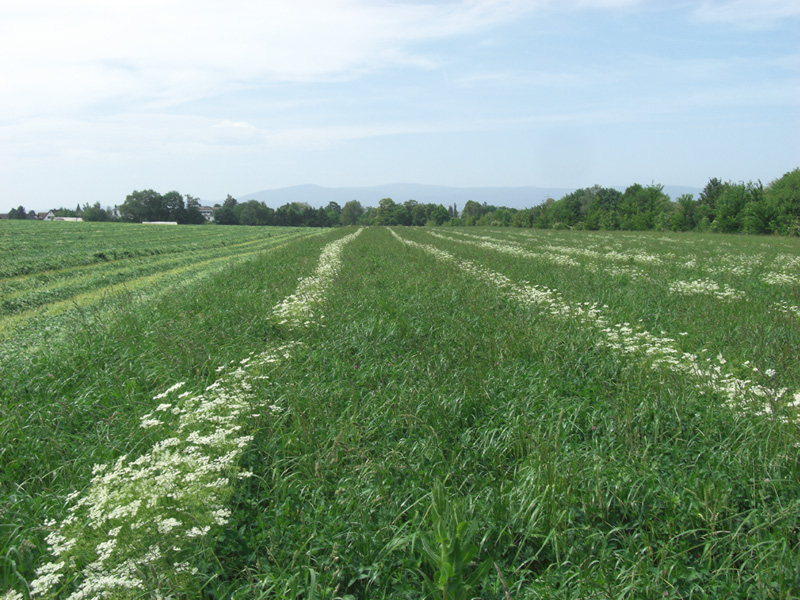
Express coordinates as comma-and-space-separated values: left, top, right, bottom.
0, 0, 532, 119
691, 0, 800, 29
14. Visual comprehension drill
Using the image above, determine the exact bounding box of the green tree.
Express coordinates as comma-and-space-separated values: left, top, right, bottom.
120, 189, 164, 223
552, 188, 595, 228
8, 205, 27, 219
301, 206, 329, 227
411, 203, 428, 226
696, 177, 725, 225
162, 191, 186, 223
213, 205, 238, 225
341, 200, 364, 226
461, 200, 484, 225
374, 198, 399, 225
53, 206, 80, 218
618, 183, 670, 230
530, 198, 555, 229
512, 209, 532, 228
184, 195, 207, 225
740, 182, 773, 234
713, 183, 748, 233
402, 199, 420, 225
274, 202, 309, 226
671, 194, 696, 232
765, 167, 800, 235
81, 202, 110, 222
325, 202, 342, 226
587, 186, 622, 230
428, 204, 450, 226
238, 200, 273, 226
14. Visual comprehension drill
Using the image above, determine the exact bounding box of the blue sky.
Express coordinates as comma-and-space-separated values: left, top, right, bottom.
1, 0, 798, 212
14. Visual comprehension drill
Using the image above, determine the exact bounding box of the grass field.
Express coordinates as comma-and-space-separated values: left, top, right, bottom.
2, 222, 800, 599
0, 221, 317, 338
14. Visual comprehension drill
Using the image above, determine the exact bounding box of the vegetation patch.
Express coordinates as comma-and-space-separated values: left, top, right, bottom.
2, 225, 799, 599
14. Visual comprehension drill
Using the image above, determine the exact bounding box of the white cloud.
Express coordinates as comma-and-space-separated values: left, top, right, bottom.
0, 0, 532, 120
573, 0, 644, 7
691, 0, 800, 28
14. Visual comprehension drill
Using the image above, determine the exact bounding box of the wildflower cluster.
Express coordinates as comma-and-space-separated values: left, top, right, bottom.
8, 231, 363, 599
763, 271, 800, 286
770, 252, 800, 274
668, 278, 744, 300
509, 230, 671, 267
773, 300, 800, 318
391, 230, 800, 421
465, 230, 799, 292
709, 251, 763, 277
272, 228, 363, 327
604, 249, 665, 265
25, 343, 296, 599
601, 327, 800, 419
431, 230, 580, 266
433, 230, 650, 279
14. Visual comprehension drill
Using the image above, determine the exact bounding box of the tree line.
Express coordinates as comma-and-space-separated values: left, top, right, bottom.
24, 167, 799, 235
5, 206, 39, 219
349, 168, 800, 235
114, 192, 457, 228
519, 169, 800, 235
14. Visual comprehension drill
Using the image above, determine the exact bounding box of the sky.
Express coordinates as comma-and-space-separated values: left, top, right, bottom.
1, 0, 798, 212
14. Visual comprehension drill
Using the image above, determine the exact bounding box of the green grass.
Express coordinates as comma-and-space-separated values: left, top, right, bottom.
0, 221, 315, 336
0, 220, 304, 277
2, 225, 800, 599
0, 226, 334, 595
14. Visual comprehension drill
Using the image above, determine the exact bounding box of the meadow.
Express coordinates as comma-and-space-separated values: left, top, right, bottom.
1, 222, 799, 599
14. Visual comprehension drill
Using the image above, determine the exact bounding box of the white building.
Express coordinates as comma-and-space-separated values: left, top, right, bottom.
199, 206, 217, 221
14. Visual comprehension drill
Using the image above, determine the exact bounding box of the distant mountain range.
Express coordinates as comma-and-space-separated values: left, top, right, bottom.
237, 183, 702, 211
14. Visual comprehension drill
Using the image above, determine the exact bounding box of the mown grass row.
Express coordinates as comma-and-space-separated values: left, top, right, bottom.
0, 230, 313, 329
0, 228, 343, 594
0, 221, 306, 278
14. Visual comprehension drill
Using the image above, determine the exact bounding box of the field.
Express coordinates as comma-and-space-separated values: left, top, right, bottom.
2, 222, 800, 599
0, 221, 318, 338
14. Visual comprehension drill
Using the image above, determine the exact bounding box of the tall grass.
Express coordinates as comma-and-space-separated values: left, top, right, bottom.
0, 229, 340, 594
3, 226, 799, 598
211, 227, 800, 598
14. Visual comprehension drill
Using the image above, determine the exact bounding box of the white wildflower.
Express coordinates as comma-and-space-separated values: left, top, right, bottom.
156, 517, 182, 534
30, 561, 65, 596
186, 526, 211, 538
154, 382, 185, 400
